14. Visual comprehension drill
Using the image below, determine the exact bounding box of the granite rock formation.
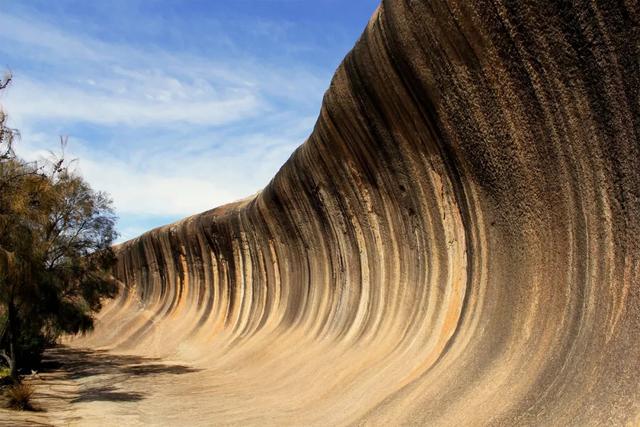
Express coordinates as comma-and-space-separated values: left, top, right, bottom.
77, 1, 640, 425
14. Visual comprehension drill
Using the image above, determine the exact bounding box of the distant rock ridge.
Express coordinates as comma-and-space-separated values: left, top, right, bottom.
78, 1, 640, 425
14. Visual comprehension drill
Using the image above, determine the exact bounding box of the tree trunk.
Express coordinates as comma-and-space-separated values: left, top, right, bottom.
7, 300, 19, 382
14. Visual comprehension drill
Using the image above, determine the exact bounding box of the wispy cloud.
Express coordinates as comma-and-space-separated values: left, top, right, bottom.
0, 11, 326, 126
0, 4, 343, 242
6, 77, 263, 126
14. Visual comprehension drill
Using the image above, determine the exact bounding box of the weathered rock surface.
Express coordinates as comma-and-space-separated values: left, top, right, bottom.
76, 1, 640, 425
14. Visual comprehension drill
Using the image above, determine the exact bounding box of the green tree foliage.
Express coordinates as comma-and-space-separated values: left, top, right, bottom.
0, 74, 118, 382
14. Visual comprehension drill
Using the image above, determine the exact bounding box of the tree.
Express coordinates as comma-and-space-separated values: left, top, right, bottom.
0, 74, 118, 382
0, 72, 17, 161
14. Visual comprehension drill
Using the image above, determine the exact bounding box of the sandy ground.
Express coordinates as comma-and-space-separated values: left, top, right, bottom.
0, 346, 201, 426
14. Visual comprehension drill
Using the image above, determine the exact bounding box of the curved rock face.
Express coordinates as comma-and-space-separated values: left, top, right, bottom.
80, 1, 640, 425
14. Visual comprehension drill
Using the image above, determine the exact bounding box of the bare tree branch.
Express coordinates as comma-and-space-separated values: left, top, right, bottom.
0, 72, 11, 90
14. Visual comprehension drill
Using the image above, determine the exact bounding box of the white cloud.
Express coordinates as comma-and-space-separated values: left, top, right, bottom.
0, 8, 327, 241
5, 78, 263, 126
0, 13, 105, 63
13, 118, 311, 218
0, 10, 327, 124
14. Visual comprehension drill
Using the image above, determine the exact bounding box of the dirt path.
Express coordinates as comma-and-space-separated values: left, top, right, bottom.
0, 346, 201, 426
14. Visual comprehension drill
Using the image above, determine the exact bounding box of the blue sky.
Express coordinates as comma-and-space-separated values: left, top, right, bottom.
0, 0, 379, 242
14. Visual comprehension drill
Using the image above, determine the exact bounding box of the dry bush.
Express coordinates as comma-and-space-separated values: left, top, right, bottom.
5, 382, 35, 411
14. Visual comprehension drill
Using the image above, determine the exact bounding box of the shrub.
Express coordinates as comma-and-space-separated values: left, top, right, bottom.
5, 382, 35, 411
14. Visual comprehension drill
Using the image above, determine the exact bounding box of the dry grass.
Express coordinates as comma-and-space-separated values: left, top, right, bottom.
5, 382, 35, 411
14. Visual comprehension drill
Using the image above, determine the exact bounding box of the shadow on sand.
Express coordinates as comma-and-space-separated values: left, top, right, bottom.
39, 346, 201, 404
